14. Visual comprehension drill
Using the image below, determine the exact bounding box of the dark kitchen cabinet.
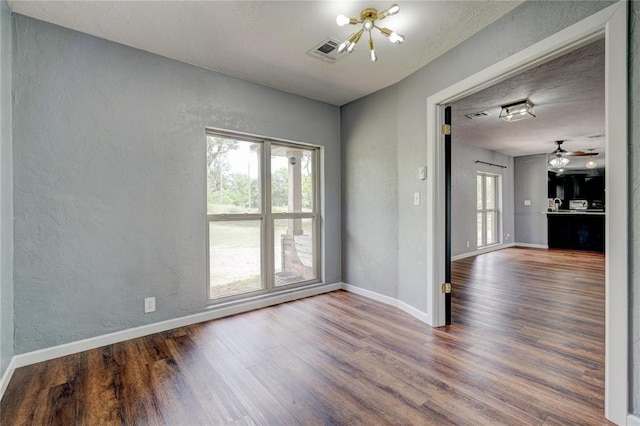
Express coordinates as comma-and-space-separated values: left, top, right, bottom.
547, 214, 605, 252
548, 170, 605, 208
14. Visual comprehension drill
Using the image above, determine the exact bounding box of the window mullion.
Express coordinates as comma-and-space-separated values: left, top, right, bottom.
483, 174, 487, 246
264, 141, 274, 292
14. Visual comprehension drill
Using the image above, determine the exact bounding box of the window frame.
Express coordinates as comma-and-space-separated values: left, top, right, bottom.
477, 172, 501, 248
205, 129, 321, 304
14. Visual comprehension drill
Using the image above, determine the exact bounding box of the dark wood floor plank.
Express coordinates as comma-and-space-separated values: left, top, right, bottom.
1, 247, 611, 425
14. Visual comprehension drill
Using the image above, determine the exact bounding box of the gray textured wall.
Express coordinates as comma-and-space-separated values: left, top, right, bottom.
341, 86, 399, 298
342, 1, 613, 314
630, 0, 639, 416
514, 155, 548, 246
0, 0, 12, 375
11, 15, 341, 354
451, 141, 515, 257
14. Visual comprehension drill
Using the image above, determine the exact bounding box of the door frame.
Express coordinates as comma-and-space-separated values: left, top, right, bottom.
425, 2, 628, 424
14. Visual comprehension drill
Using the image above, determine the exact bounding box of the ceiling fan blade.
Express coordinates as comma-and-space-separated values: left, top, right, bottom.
569, 151, 599, 157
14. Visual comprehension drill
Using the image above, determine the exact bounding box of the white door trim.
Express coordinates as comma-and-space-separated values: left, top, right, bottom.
425, 2, 628, 424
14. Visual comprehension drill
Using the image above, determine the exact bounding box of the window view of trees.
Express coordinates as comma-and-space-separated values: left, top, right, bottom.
206, 136, 313, 214
207, 136, 260, 214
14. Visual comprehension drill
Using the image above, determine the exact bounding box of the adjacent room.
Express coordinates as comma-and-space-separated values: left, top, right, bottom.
0, 1, 638, 425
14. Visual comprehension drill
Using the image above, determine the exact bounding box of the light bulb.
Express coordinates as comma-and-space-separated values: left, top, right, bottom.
389, 31, 404, 44
347, 42, 356, 53
585, 157, 598, 169
363, 19, 373, 31
387, 4, 400, 15
337, 41, 349, 53
336, 14, 350, 26
368, 36, 377, 63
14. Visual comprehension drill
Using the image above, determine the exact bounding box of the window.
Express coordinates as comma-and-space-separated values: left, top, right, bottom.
206, 131, 319, 302
477, 172, 500, 248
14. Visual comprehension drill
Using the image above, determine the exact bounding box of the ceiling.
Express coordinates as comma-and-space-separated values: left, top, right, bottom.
8, 0, 604, 167
450, 39, 605, 166
7, 0, 522, 106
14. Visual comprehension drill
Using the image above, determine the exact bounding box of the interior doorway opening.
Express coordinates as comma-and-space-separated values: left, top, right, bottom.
425, 3, 628, 423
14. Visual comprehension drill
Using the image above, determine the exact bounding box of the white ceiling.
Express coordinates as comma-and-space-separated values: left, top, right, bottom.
8, 0, 522, 106
450, 39, 605, 165
8, 0, 604, 167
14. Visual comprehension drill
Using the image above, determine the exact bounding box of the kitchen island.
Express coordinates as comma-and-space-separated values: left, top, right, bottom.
546, 210, 605, 252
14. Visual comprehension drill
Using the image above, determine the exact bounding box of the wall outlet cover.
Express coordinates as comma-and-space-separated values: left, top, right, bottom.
144, 297, 156, 313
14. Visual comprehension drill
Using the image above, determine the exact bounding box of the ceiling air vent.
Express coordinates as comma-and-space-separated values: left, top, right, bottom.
464, 111, 490, 120
308, 38, 344, 62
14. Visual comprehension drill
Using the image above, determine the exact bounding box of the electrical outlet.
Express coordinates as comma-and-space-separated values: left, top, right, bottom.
144, 297, 156, 313
466, 241, 470, 248
414, 192, 420, 205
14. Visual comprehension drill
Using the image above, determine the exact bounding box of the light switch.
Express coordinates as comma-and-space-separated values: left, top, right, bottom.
524, 199, 531, 206
418, 167, 427, 180
414, 192, 420, 205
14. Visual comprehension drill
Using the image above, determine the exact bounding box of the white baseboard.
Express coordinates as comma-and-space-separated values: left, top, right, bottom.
515, 242, 549, 249
397, 300, 431, 324
9, 282, 342, 371
341, 283, 431, 326
0, 356, 17, 401
451, 242, 516, 261
341, 283, 398, 307
628, 413, 640, 426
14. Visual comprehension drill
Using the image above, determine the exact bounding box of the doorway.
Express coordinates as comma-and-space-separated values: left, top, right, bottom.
426, 2, 628, 423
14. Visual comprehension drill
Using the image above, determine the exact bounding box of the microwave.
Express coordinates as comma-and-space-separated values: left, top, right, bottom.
569, 200, 588, 210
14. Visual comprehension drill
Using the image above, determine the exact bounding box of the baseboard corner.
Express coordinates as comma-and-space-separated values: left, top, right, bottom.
342, 282, 431, 326
0, 356, 17, 401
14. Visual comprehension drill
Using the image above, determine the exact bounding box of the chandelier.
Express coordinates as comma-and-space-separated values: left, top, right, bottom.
335, 4, 405, 63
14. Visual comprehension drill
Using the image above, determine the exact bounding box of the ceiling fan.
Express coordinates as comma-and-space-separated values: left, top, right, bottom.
548, 140, 599, 168
549, 140, 599, 158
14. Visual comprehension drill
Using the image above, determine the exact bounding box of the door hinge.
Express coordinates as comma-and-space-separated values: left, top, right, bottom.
441, 124, 451, 136
442, 283, 452, 294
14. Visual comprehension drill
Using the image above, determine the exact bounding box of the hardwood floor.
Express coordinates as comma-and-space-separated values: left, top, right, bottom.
1, 247, 610, 425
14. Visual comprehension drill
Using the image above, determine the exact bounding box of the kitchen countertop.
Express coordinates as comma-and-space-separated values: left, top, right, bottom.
544, 210, 605, 215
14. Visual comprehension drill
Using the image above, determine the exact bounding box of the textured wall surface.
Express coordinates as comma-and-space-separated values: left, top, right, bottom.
12, 15, 341, 354
0, 0, 13, 376
451, 142, 514, 257
514, 155, 548, 246
630, 0, 639, 416
341, 87, 399, 298
342, 1, 614, 314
